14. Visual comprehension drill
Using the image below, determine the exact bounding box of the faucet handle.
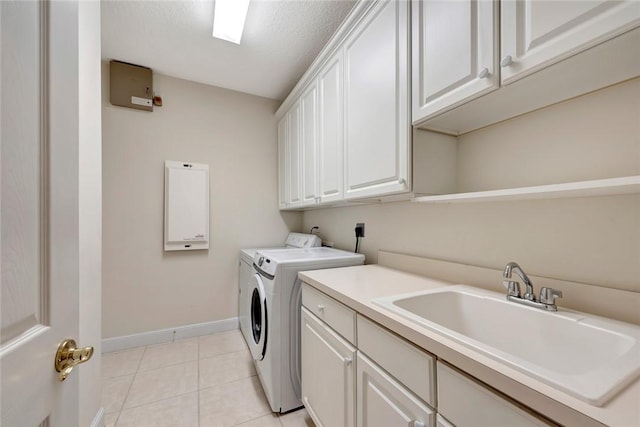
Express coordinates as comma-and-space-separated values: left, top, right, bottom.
540, 287, 563, 305
503, 280, 521, 298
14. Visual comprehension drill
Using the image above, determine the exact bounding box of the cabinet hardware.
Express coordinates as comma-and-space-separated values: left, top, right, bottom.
500, 55, 513, 67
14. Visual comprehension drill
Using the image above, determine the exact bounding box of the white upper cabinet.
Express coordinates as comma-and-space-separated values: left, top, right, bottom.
318, 53, 344, 204
344, 0, 410, 200
501, 0, 640, 84
277, 115, 288, 209
287, 101, 302, 207
301, 82, 319, 206
412, 0, 499, 123
414, 0, 640, 134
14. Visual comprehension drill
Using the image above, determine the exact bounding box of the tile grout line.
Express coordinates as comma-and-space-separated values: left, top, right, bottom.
136, 337, 200, 373
116, 389, 199, 413
199, 347, 252, 363
197, 373, 263, 394
136, 357, 199, 375
113, 344, 148, 427
107, 331, 249, 426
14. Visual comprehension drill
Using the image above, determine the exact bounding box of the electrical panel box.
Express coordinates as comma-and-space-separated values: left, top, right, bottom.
164, 161, 210, 251
110, 60, 153, 111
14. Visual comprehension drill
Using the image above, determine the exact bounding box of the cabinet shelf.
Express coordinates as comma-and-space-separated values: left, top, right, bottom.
412, 176, 640, 204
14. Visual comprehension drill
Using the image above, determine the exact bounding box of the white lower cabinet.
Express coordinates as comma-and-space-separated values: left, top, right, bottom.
301, 285, 559, 427
357, 353, 435, 427
437, 362, 555, 427
301, 307, 356, 427
436, 414, 454, 427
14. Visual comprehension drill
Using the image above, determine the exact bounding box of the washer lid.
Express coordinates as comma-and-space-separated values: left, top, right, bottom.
256, 247, 364, 264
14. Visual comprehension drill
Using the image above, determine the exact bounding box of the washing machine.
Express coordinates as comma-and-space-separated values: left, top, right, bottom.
248, 247, 365, 413
239, 233, 321, 345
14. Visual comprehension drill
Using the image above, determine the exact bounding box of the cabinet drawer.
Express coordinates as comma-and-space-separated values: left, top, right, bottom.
357, 314, 435, 407
437, 362, 555, 427
302, 283, 356, 344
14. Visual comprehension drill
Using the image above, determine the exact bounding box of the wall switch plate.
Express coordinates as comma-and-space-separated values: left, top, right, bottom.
131, 96, 152, 107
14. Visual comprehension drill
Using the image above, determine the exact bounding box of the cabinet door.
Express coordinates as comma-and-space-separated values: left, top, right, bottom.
277, 115, 288, 209
501, 0, 640, 84
437, 362, 555, 427
357, 353, 435, 427
412, 0, 499, 123
436, 414, 454, 427
344, 0, 410, 200
301, 82, 319, 206
318, 53, 344, 204
287, 101, 302, 207
301, 307, 356, 427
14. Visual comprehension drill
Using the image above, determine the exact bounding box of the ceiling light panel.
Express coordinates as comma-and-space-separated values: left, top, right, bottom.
213, 0, 251, 44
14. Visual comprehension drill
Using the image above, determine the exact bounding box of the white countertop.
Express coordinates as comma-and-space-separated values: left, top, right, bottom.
299, 264, 640, 427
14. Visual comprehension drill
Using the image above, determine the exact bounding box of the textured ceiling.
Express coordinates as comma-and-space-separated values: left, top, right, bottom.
101, 0, 356, 101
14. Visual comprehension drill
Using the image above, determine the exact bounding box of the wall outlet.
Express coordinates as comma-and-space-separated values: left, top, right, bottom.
355, 223, 365, 238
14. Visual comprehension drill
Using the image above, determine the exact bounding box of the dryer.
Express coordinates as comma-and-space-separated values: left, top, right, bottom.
248, 247, 364, 413
239, 233, 321, 345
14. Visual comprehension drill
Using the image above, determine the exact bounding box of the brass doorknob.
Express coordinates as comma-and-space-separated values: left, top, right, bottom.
54, 339, 94, 381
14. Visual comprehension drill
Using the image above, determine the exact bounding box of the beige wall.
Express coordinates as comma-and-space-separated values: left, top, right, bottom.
102, 70, 302, 338
304, 80, 640, 305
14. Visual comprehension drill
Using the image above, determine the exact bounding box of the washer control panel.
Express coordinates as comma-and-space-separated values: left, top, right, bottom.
253, 252, 276, 277
285, 232, 321, 248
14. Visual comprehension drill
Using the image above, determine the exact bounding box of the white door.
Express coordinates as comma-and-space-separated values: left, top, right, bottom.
317, 53, 344, 204
412, 0, 499, 122
500, 0, 640, 84
343, 0, 410, 200
357, 353, 435, 427
1, 1, 98, 426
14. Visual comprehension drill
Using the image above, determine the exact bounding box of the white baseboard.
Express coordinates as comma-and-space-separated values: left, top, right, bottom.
102, 317, 239, 353
90, 407, 104, 427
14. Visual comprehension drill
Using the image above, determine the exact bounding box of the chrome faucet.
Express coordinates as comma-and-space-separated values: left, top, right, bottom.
503, 261, 536, 301
502, 262, 563, 311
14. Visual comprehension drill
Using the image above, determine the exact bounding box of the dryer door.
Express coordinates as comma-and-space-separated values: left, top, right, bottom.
248, 274, 268, 361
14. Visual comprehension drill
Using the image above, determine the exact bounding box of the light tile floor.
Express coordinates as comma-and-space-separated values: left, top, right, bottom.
102, 329, 315, 427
